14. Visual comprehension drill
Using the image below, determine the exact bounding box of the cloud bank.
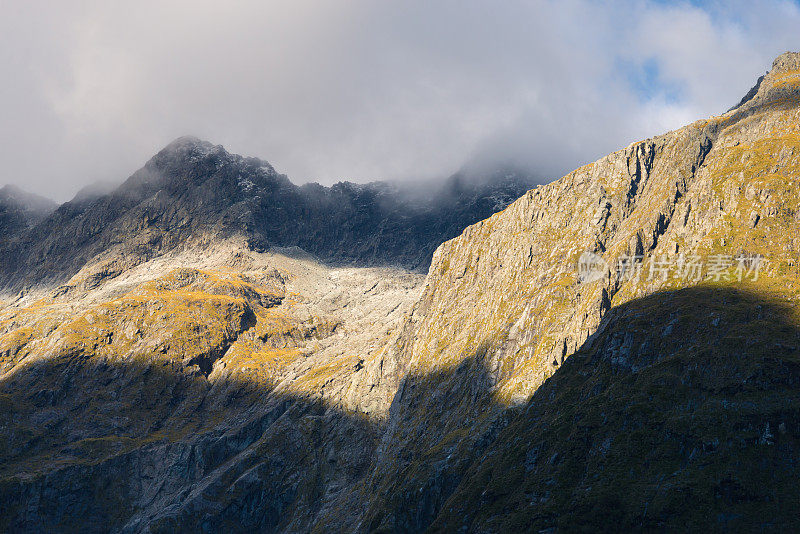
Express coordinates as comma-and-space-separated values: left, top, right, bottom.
1, 0, 799, 200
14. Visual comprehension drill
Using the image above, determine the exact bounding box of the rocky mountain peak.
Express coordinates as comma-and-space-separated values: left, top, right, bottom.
0, 137, 535, 292
154, 135, 230, 162
0, 184, 56, 213
119, 136, 283, 201
730, 50, 800, 111
148, 136, 248, 172
771, 50, 800, 74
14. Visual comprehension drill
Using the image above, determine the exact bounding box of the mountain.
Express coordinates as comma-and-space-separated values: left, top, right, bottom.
1, 52, 799, 532
350, 50, 800, 532
0, 137, 534, 294
0, 185, 56, 244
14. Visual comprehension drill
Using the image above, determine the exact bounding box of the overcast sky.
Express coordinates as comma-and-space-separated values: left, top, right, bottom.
1, 0, 799, 201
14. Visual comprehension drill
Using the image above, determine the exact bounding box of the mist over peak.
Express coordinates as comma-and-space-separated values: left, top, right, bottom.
2, 2, 799, 201
0, 184, 56, 211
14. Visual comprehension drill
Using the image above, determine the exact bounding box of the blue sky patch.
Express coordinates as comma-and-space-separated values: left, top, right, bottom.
617, 57, 685, 105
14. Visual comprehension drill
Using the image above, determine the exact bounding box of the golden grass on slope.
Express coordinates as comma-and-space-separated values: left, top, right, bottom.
0, 269, 269, 377
217, 336, 303, 385
772, 69, 800, 89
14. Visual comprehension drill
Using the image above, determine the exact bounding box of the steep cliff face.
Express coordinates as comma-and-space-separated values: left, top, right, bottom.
348, 51, 800, 532
378, 50, 799, 406
1, 53, 799, 533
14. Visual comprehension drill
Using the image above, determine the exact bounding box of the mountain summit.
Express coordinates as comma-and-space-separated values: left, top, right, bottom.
731, 50, 800, 111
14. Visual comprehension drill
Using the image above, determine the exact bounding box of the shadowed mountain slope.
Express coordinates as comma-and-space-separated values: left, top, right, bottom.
404, 287, 800, 532
2, 286, 798, 532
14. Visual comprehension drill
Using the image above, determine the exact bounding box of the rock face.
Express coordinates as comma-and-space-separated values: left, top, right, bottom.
1, 52, 800, 532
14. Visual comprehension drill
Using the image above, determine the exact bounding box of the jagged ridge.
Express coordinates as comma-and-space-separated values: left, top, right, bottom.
0, 138, 534, 294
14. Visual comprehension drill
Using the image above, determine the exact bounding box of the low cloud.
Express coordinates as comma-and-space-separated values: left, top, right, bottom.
1, 0, 798, 201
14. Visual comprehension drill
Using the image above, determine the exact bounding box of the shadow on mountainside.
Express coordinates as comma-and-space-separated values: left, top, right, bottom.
1, 286, 800, 532
0, 355, 383, 533
416, 286, 800, 533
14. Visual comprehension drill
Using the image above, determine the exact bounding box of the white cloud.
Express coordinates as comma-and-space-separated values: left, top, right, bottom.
0, 0, 798, 201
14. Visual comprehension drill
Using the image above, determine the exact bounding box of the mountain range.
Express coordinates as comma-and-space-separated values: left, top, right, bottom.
0, 138, 533, 294
1, 51, 799, 532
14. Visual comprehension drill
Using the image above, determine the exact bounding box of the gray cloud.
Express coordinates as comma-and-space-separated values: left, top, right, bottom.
1, 0, 798, 201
